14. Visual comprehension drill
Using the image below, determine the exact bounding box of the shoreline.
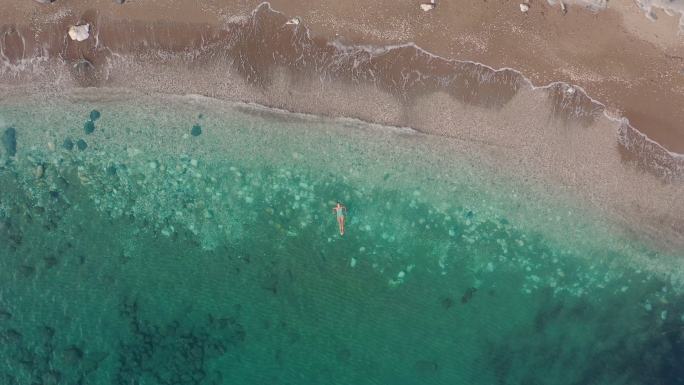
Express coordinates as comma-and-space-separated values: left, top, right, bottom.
2, 85, 684, 260
1, 2, 683, 253
1, 1, 683, 151
2, 87, 683, 282
0, 2, 681, 160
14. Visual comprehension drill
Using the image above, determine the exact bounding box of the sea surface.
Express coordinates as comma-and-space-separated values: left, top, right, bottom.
0, 91, 683, 385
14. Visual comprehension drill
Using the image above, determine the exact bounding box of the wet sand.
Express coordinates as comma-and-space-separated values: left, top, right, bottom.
3, 0, 683, 152
0, 0, 683, 252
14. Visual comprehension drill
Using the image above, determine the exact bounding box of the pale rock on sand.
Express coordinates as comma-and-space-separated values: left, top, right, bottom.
68, 24, 89, 41
285, 17, 300, 25
520, 3, 530, 13
420, 0, 436, 12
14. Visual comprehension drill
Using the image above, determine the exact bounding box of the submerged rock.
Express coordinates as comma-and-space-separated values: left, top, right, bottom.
82, 351, 109, 373
115, 305, 243, 385
414, 360, 439, 374
76, 139, 87, 151
39, 325, 55, 340
106, 165, 117, 176
89, 110, 101, 121
41, 370, 62, 385
336, 348, 351, 363
0, 309, 12, 321
84, 120, 95, 134
63, 138, 74, 150
44, 256, 58, 268
461, 287, 477, 304
191, 124, 202, 137
260, 272, 279, 295
18, 265, 35, 278
61, 346, 84, 364
1, 374, 17, 385
2, 127, 17, 159
440, 297, 454, 309
1, 329, 22, 344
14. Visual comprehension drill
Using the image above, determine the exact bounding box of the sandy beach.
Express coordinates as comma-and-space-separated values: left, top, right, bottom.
2, 0, 683, 151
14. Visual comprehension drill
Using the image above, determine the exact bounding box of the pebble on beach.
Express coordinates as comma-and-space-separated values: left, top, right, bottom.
520, 3, 530, 12
68, 24, 90, 42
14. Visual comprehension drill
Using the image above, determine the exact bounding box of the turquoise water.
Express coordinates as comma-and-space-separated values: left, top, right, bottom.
0, 92, 683, 385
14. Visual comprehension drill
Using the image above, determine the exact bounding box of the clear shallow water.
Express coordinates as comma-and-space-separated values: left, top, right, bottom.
0, 92, 683, 385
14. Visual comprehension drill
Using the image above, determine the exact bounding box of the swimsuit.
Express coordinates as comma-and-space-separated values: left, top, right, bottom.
336, 207, 344, 218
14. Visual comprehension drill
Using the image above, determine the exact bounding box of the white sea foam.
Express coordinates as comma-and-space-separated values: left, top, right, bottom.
183, 93, 418, 135
328, 39, 683, 160
547, 0, 684, 31
634, 0, 684, 31
546, 0, 608, 12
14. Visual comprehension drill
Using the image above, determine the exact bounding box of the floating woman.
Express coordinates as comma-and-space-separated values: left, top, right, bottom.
332, 202, 348, 236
